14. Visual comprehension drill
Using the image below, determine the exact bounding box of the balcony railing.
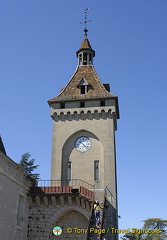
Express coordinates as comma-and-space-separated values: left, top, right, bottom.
30, 179, 94, 200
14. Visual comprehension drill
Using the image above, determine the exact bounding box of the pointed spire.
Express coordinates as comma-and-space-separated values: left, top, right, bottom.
76, 37, 95, 66
79, 37, 94, 51
0, 135, 6, 155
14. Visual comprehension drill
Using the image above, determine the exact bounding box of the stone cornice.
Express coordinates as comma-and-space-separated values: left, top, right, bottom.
51, 106, 117, 125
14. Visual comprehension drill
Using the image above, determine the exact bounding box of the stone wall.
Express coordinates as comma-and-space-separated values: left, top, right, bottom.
102, 199, 118, 240
0, 151, 34, 240
27, 193, 91, 240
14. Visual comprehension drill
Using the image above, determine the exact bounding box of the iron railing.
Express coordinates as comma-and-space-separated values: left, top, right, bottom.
30, 179, 95, 200
104, 186, 116, 208
37, 179, 94, 190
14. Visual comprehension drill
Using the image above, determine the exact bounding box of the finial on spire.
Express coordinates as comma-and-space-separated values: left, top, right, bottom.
80, 8, 92, 38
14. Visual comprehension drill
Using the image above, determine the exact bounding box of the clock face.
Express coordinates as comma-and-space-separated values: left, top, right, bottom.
75, 137, 91, 152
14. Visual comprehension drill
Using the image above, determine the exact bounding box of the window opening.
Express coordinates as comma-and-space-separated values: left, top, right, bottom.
94, 161, 99, 180
100, 100, 105, 106
83, 53, 87, 65
80, 102, 85, 108
60, 103, 65, 109
67, 162, 71, 181
80, 85, 87, 94
89, 53, 93, 65
79, 77, 88, 95
79, 53, 82, 65
17, 195, 24, 226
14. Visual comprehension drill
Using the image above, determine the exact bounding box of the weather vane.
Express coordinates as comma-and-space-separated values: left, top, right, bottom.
80, 8, 92, 38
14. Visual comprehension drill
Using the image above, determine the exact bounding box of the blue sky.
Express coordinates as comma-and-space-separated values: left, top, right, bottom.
0, 0, 166, 237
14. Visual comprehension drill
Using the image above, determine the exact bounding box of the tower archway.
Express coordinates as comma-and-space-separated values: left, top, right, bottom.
62, 130, 104, 188
48, 208, 89, 240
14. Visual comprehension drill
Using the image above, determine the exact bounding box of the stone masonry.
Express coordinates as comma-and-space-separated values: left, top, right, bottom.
27, 193, 91, 240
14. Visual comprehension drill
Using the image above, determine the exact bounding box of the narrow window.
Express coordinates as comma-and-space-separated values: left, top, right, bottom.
80, 85, 86, 94
67, 162, 71, 181
94, 161, 99, 180
100, 100, 105, 106
80, 102, 85, 108
83, 53, 87, 65
79, 53, 82, 65
89, 53, 93, 65
17, 195, 24, 226
60, 103, 65, 109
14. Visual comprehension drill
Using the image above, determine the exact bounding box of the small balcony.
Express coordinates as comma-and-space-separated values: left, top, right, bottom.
30, 179, 94, 200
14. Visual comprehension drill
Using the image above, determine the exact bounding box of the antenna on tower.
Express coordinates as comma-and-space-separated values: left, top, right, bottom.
80, 8, 92, 38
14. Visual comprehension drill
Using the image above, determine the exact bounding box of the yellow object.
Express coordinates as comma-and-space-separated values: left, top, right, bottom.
94, 204, 100, 211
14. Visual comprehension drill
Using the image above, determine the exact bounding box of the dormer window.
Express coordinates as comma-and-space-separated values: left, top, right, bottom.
80, 85, 87, 94
78, 77, 88, 95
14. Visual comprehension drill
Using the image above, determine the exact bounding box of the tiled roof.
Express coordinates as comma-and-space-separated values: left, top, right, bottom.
0, 136, 6, 155
76, 38, 95, 57
79, 38, 92, 50
48, 65, 117, 103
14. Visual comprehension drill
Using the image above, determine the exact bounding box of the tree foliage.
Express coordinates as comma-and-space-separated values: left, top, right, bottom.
121, 218, 167, 240
142, 218, 167, 240
18, 153, 40, 180
121, 232, 142, 240
142, 218, 167, 232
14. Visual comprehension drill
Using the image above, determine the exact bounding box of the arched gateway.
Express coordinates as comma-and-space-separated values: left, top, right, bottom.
28, 193, 90, 240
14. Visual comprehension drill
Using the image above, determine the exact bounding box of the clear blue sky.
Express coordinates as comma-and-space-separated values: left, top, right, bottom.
0, 0, 166, 237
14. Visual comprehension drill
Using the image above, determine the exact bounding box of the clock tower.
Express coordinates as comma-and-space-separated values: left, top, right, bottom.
48, 27, 119, 239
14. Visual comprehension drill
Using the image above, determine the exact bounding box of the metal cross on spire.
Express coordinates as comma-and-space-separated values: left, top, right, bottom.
80, 8, 92, 38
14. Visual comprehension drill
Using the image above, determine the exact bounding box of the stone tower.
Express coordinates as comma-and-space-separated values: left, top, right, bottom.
48, 34, 119, 197
48, 29, 119, 239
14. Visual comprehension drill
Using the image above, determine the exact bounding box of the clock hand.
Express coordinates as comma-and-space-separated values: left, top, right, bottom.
82, 143, 88, 149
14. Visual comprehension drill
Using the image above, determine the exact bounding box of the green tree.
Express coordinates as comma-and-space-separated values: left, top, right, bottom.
121, 232, 143, 240
142, 218, 167, 240
18, 153, 40, 180
121, 218, 167, 240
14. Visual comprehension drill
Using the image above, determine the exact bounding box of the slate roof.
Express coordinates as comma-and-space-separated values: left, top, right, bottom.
48, 65, 117, 103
